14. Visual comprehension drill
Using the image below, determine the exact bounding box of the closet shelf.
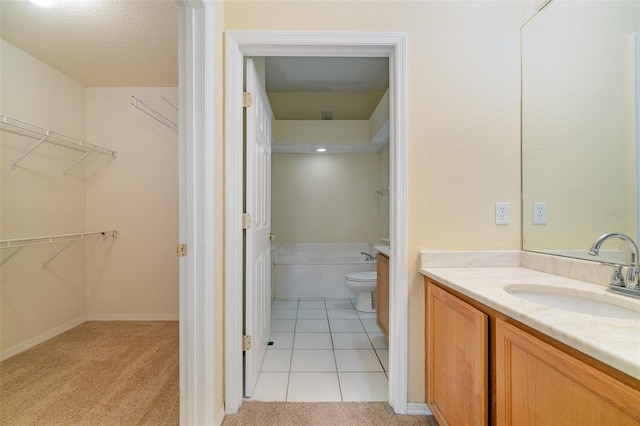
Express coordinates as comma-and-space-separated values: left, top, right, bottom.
0, 114, 118, 175
0, 230, 118, 269
132, 95, 178, 133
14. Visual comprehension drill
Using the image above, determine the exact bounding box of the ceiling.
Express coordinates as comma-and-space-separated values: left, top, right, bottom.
265, 57, 388, 120
1, 1, 389, 120
265, 57, 388, 93
0, 0, 179, 87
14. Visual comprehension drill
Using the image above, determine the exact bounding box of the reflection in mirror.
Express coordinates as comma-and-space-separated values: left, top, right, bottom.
522, 0, 640, 264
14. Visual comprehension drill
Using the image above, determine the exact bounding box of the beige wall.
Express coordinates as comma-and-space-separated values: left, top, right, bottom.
85, 87, 178, 318
272, 153, 382, 243
224, 0, 527, 401
274, 120, 370, 145
1, 40, 87, 354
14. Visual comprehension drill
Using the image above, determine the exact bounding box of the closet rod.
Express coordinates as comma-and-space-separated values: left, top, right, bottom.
1, 230, 118, 269
131, 96, 178, 133
0, 114, 118, 169
0, 230, 119, 250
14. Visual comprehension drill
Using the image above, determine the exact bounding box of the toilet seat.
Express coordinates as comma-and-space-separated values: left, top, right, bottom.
345, 271, 377, 282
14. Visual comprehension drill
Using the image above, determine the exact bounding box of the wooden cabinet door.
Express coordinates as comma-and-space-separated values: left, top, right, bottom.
495, 319, 640, 425
426, 281, 488, 426
376, 253, 389, 339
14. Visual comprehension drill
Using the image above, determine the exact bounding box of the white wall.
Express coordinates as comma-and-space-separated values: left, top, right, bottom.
272, 153, 381, 243
271, 88, 390, 244
1, 40, 179, 357
1, 40, 88, 355
85, 87, 178, 319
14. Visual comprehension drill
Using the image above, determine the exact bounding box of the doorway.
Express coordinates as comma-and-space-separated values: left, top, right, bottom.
253, 55, 390, 402
225, 31, 408, 414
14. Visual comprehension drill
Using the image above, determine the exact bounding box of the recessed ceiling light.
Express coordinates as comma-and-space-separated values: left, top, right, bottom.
316, 148, 327, 153
28, 0, 55, 7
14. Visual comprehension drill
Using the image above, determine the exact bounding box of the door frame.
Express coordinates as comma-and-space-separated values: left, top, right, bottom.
177, 1, 217, 424
224, 30, 408, 414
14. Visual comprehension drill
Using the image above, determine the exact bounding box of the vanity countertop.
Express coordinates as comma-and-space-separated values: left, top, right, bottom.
420, 266, 640, 380
374, 245, 390, 257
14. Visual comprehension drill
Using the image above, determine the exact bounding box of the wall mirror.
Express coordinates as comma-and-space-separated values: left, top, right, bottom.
522, 0, 640, 264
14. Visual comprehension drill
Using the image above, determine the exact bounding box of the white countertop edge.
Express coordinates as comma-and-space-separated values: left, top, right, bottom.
374, 245, 390, 257
420, 250, 521, 268
420, 266, 640, 380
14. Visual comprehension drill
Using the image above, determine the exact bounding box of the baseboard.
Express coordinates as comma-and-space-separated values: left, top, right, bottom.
407, 402, 432, 416
1, 315, 87, 361
86, 314, 179, 321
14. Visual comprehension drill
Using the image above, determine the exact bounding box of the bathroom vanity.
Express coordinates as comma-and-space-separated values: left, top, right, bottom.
376, 251, 389, 340
421, 264, 640, 425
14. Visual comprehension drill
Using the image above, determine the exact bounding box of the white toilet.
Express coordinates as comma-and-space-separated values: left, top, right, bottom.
345, 271, 377, 312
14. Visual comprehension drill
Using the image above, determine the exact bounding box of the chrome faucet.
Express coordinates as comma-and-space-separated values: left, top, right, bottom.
361, 252, 376, 262
588, 232, 639, 290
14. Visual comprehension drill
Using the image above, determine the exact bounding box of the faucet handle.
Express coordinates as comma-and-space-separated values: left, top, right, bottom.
626, 264, 639, 290
610, 264, 625, 287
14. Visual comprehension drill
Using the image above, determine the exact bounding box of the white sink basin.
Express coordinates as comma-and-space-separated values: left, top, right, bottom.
504, 284, 640, 320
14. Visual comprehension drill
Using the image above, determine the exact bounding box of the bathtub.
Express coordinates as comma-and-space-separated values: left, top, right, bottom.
272, 243, 377, 299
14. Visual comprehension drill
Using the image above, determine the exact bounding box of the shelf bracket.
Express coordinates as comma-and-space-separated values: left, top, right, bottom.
0, 247, 23, 268
42, 241, 74, 270
63, 149, 94, 176
12, 131, 50, 169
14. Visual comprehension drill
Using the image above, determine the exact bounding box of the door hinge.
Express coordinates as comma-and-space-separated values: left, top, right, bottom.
242, 213, 252, 229
242, 335, 252, 351
177, 243, 187, 257
243, 91, 253, 108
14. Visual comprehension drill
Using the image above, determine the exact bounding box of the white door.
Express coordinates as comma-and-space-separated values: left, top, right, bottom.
244, 59, 273, 397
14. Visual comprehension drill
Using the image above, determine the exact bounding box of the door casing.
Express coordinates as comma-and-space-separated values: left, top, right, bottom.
224, 30, 408, 414
177, 1, 217, 424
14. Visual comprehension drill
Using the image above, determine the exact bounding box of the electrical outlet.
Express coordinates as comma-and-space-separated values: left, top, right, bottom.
496, 202, 509, 225
533, 202, 547, 225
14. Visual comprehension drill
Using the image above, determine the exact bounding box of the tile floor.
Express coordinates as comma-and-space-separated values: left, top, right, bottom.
250, 298, 389, 402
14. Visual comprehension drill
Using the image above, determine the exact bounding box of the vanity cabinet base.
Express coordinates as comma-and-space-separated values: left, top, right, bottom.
495, 319, 640, 425
376, 253, 389, 339
425, 277, 640, 426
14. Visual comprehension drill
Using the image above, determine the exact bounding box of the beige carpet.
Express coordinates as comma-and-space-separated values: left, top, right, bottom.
222, 401, 439, 426
0, 321, 179, 426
